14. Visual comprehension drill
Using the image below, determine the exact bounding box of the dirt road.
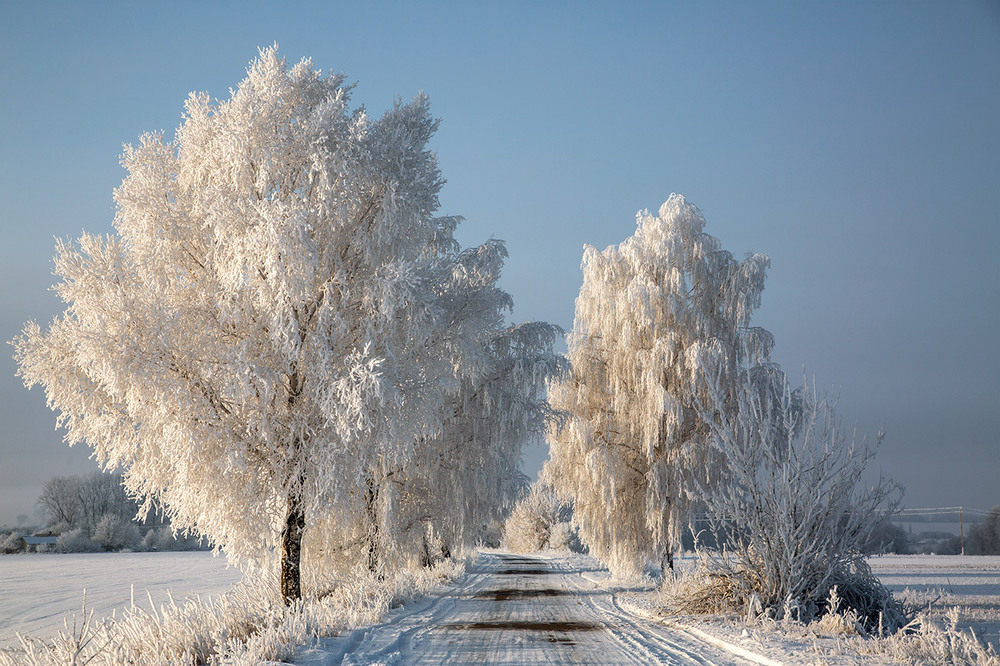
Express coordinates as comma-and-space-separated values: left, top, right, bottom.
301, 552, 754, 665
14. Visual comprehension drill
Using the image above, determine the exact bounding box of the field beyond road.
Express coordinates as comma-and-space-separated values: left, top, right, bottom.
0, 551, 241, 648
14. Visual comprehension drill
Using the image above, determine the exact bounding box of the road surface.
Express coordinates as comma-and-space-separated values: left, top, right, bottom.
299, 551, 755, 665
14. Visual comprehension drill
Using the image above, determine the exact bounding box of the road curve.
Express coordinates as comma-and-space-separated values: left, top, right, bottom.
300, 551, 756, 665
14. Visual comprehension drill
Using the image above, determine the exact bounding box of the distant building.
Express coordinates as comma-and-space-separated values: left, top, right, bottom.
23, 534, 59, 552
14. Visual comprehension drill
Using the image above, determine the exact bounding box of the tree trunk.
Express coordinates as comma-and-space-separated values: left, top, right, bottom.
280, 495, 306, 605
365, 477, 383, 579
420, 528, 433, 568
661, 546, 674, 576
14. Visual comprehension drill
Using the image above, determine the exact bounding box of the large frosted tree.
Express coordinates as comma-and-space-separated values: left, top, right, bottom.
301, 241, 565, 575
14, 47, 557, 602
544, 194, 774, 575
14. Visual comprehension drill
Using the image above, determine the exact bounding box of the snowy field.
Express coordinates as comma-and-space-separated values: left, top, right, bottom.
0, 551, 242, 647
869, 554, 1000, 597
870, 554, 1000, 652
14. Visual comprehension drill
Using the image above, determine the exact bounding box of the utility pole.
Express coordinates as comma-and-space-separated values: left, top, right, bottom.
960, 507, 965, 556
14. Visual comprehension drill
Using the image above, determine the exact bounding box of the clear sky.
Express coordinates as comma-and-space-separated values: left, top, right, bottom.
1, 1, 997, 526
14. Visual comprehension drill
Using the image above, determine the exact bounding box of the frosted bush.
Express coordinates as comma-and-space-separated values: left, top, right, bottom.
690, 370, 905, 631
93, 513, 141, 551
56, 528, 98, 553
811, 587, 864, 636
0, 531, 25, 554
851, 608, 1000, 665
547, 522, 575, 551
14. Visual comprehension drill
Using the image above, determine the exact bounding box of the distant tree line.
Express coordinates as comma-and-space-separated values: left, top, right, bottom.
851, 509, 1000, 556
966, 506, 1000, 555
0, 471, 206, 554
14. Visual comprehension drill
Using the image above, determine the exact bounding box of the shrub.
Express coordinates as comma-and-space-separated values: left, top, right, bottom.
93, 513, 141, 551
57, 528, 98, 553
853, 607, 1000, 664
1, 531, 26, 554
690, 373, 906, 631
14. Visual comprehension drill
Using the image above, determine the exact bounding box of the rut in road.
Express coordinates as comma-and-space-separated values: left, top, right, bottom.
438, 555, 602, 650
301, 551, 754, 665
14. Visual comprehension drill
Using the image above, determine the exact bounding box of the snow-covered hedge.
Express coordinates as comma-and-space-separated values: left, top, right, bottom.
56, 529, 97, 554
93, 514, 141, 551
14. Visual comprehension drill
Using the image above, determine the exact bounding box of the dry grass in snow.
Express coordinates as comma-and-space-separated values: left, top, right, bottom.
649, 554, 1000, 665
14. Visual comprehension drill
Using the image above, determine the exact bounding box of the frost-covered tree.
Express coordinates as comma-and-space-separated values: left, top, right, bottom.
14, 47, 552, 603
393, 243, 566, 561
544, 194, 773, 576
38, 472, 138, 534
502, 482, 576, 553
93, 513, 142, 551
301, 241, 565, 575
387, 317, 564, 565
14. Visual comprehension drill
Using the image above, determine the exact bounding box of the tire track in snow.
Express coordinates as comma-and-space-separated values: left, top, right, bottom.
298, 552, 758, 665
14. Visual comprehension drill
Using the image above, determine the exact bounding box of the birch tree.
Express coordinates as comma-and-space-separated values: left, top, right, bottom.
544, 194, 774, 576
396, 317, 565, 562
301, 241, 566, 575
13, 47, 548, 603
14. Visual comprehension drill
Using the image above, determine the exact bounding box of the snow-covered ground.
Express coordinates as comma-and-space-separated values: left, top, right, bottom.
871, 554, 1000, 653
869, 554, 1000, 597
0, 551, 242, 647
1, 550, 997, 663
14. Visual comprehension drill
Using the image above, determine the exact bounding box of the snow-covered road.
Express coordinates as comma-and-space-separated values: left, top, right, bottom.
298, 552, 756, 665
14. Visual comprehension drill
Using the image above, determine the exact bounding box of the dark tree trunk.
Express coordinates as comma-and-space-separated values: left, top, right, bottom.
660, 543, 674, 578
280, 495, 306, 605
365, 477, 383, 579
661, 547, 675, 576
420, 529, 433, 568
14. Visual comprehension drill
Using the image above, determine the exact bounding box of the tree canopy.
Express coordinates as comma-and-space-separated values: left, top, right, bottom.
544, 194, 773, 575
14, 47, 561, 602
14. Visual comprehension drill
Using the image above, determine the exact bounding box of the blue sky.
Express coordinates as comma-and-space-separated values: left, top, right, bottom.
1, 1, 997, 525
